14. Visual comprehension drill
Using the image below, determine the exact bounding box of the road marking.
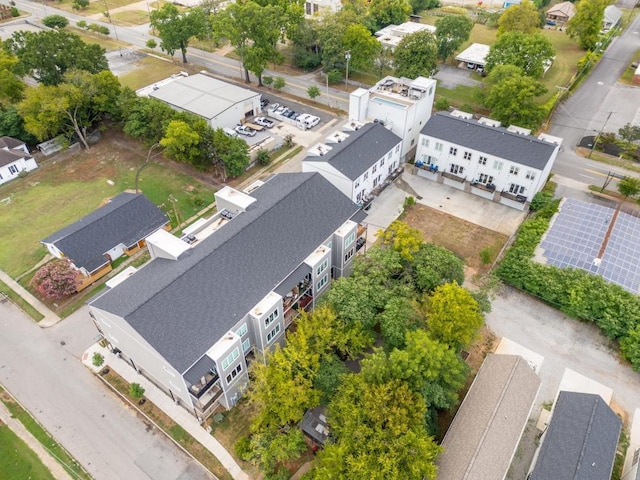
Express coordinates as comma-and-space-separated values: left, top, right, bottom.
584, 168, 609, 178
579, 173, 597, 180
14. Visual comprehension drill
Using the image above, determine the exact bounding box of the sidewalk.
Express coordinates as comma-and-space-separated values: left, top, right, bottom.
0, 269, 60, 327
0, 393, 73, 480
82, 343, 249, 480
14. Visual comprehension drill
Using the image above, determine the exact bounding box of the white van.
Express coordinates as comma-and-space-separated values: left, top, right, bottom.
223, 127, 238, 138
296, 114, 320, 130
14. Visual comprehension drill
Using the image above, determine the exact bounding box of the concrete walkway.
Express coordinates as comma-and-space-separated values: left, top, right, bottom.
0, 391, 73, 480
82, 343, 249, 480
0, 269, 60, 327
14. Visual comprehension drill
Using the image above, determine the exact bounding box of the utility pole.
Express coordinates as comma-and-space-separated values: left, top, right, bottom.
589, 111, 614, 159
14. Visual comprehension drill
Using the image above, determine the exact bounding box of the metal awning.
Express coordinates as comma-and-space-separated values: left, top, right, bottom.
274, 263, 312, 296
183, 354, 217, 386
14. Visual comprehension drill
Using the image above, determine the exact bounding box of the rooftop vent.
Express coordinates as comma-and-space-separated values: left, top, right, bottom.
507, 125, 532, 136
478, 117, 501, 128
450, 110, 473, 120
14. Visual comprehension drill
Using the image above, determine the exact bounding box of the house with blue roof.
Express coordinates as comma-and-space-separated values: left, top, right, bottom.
88, 173, 367, 420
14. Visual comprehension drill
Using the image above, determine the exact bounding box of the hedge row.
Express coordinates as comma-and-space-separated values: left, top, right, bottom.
496, 200, 640, 370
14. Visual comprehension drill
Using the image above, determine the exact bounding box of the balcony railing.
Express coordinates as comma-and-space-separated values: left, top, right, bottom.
441, 171, 466, 183
284, 293, 313, 327
471, 182, 496, 192
500, 191, 527, 203
189, 371, 220, 400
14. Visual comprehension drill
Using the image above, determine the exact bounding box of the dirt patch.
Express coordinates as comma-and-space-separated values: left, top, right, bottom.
403, 203, 508, 274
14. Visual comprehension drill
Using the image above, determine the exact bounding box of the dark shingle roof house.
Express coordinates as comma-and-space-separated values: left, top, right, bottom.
420, 112, 558, 170
90, 173, 362, 374
437, 354, 541, 480
42, 193, 169, 274
303, 122, 401, 180
530, 391, 621, 480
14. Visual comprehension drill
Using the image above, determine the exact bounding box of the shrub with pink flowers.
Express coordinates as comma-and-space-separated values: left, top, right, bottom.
30, 259, 78, 299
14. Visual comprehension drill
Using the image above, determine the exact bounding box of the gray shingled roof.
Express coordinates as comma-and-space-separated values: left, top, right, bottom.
530, 391, 621, 480
420, 112, 557, 170
42, 193, 169, 273
0, 136, 25, 149
90, 173, 361, 374
303, 123, 401, 181
0, 137, 30, 168
437, 354, 541, 480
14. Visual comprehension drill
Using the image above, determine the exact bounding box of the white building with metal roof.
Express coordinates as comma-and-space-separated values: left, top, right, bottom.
455, 43, 490, 71
374, 22, 436, 51
137, 73, 262, 130
414, 111, 562, 210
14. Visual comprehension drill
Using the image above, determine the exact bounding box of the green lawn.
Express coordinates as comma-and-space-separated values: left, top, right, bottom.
620, 48, 640, 84
0, 280, 44, 321
0, 138, 215, 278
0, 424, 56, 480
112, 9, 151, 25
119, 56, 195, 90
67, 26, 125, 52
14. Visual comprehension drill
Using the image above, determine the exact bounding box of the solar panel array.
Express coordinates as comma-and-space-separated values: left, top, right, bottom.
539, 198, 640, 294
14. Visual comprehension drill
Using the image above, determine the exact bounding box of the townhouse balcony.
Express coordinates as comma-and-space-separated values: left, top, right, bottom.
500, 191, 527, 203
441, 171, 466, 183
189, 370, 220, 400
284, 292, 313, 327
470, 181, 496, 192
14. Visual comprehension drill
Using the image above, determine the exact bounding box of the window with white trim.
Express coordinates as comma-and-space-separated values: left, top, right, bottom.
372, 164, 377, 173
364, 172, 369, 181
236, 323, 247, 337
493, 160, 503, 171
395, 144, 400, 153
449, 164, 464, 175
355, 179, 360, 188
509, 183, 525, 194
421, 137, 429, 147
242, 339, 250, 352
478, 156, 487, 165
264, 309, 279, 328
317, 274, 328, 291
226, 364, 242, 385
435, 142, 443, 152
526, 170, 536, 180
317, 259, 328, 276
387, 151, 392, 160
344, 248, 354, 263
449, 147, 458, 156
463, 151, 472, 160
478, 174, 494, 184
221, 348, 239, 371
509, 166, 519, 175
266, 324, 281, 343
345, 232, 355, 247
380, 157, 385, 166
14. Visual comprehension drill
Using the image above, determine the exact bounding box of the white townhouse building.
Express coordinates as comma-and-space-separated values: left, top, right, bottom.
88, 173, 367, 420
349, 76, 436, 162
301, 122, 403, 206
304, 0, 341, 16
414, 111, 562, 210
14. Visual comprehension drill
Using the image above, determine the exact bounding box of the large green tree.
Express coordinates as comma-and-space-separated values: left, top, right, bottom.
497, 0, 540, 36
18, 69, 120, 149
485, 31, 555, 78
309, 375, 441, 480
426, 282, 484, 350
343, 23, 382, 72
150, 4, 206, 63
394, 30, 438, 78
160, 120, 202, 165
412, 243, 465, 294
479, 65, 548, 129
211, 128, 250, 178
0, 51, 24, 104
567, 0, 607, 50
369, 0, 412, 30
120, 92, 177, 145
0, 106, 36, 143
4, 30, 108, 86
435, 15, 474, 61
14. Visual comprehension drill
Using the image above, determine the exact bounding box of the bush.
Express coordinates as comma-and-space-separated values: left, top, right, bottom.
43, 14, 69, 28
307, 85, 321, 100
273, 77, 285, 90
76, 20, 87, 29
10, 7, 19, 16
92, 352, 105, 367
30, 259, 78, 299
530, 191, 553, 211
146, 39, 157, 49
129, 383, 145, 399
434, 97, 450, 111
327, 69, 342, 85
403, 196, 416, 209
262, 76, 273, 87
256, 148, 271, 166
88, 23, 110, 35
73, 0, 89, 8
234, 436, 252, 461
479, 247, 492, 265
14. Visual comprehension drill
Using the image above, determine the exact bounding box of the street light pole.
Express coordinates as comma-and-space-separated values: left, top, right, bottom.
325, 72, 330, 108
589, 111, 614, 159
345, 51, 351, 90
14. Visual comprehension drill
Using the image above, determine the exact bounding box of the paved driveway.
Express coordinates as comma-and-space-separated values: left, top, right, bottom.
0, 302, 212, 480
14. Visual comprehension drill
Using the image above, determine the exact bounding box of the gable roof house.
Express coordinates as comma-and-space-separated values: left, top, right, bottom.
529, 391, 622, 480
0, 136, 38, 185
88, 173, 367, 420
302, 122, 403, 206
603, 5, 623, 31
42, 193, 169, 290
437, 354, 541, 480
545, 1, 576, 26
414, 111, 562, 210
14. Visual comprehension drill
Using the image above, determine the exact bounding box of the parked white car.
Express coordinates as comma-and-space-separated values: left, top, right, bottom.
235, 125, 256, 137
254, 117, 275, 128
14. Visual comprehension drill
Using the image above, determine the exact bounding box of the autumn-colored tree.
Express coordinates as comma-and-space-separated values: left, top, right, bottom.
30, 258, 78, 299
378, 220, 423, 260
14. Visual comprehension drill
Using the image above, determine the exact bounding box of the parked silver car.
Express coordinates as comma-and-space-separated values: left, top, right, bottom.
235, 125, 256, 137
254, 117, 275, 128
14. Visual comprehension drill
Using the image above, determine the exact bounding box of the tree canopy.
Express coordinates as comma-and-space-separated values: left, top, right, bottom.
31, 259, 78, 299
0, 51, 24, 104
394, 30, 438, 80
368, 0, 412, 30
3, 30, 108, 86
435, 15, 473, 61
497, 0, 541, 36
567, 0, 607, 50
485, 31, 555, 78
479, 65, 548, 129
150, 4, 206, 63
